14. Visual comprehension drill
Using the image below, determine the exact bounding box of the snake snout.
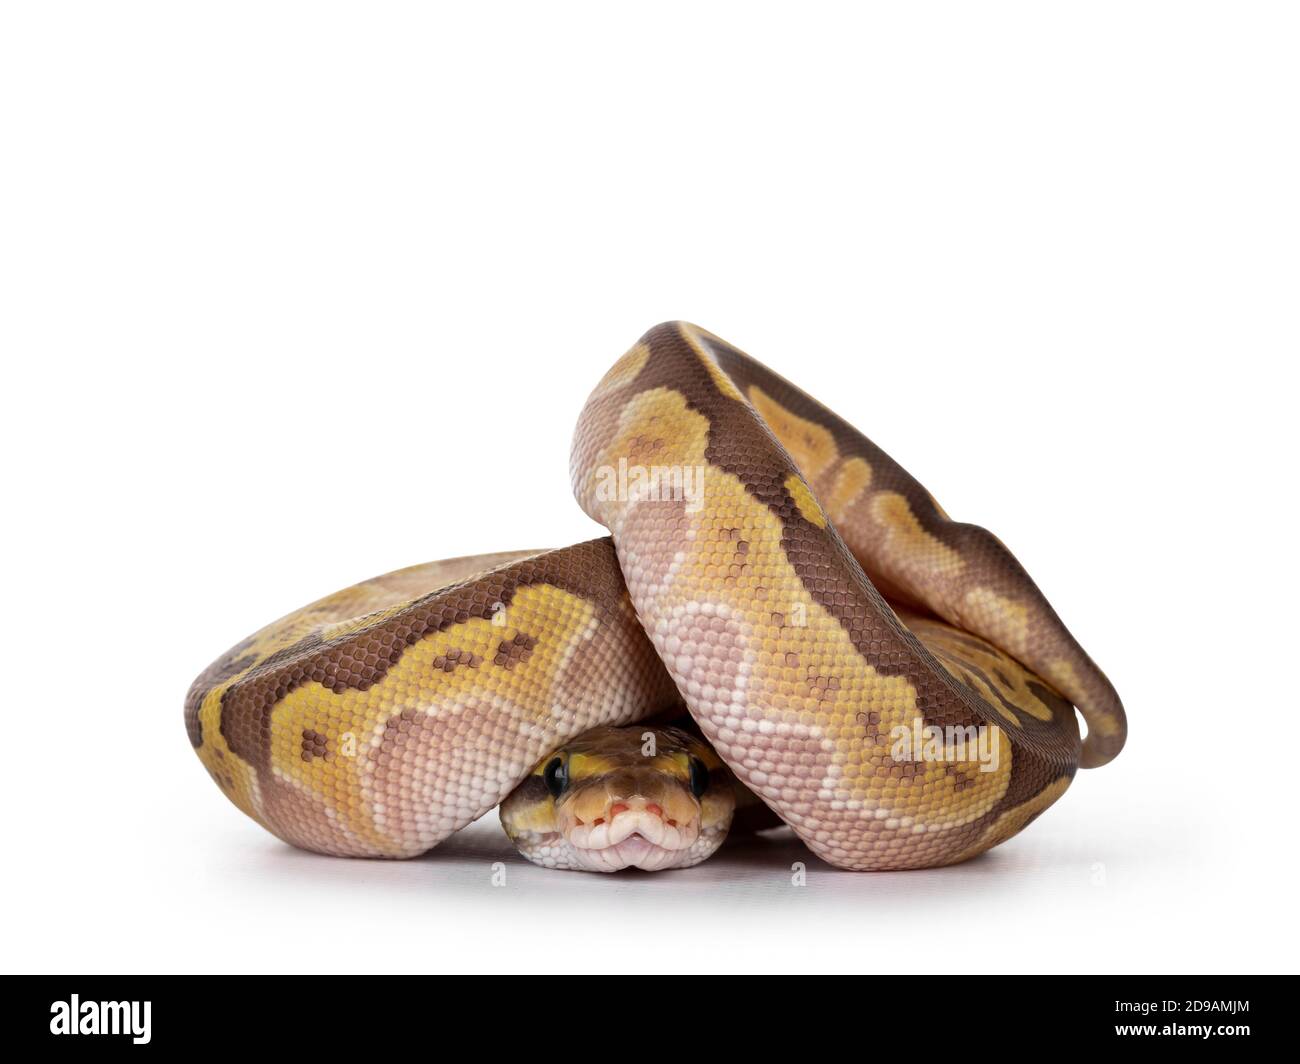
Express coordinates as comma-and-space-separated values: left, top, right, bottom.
562, 778, 701, 855
605, 794, 694, 849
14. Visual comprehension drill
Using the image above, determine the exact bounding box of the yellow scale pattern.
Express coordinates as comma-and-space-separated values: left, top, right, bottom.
188, 544, 679, 857
578, 386, 1012, 868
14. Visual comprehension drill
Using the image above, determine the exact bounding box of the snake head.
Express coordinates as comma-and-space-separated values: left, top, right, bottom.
499, 725, 734, 872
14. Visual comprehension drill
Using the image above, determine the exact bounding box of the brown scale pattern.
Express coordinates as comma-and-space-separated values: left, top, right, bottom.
493, 633, 536, 669
300, 729, 329, 762
703, 328, 1125, 768
430, 649, 482, 673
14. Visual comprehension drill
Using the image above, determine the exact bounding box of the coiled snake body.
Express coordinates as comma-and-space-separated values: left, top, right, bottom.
186, 323, 1125, 871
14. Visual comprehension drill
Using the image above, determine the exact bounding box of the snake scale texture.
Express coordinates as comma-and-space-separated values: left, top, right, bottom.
186, 322, 1125, 871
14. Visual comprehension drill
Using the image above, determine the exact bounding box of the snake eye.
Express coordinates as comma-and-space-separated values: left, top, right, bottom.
543, 757, 568, 799
688, 756, 710, 799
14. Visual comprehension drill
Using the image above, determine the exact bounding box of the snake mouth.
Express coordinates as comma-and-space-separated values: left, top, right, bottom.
570, 831, 688, 873
560, 799, 703, 872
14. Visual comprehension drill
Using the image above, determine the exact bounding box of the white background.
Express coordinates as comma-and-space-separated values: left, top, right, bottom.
2, 2, 1296, 974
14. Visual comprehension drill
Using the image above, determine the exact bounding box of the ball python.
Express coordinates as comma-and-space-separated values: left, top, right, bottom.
186, 322, 1125, 872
